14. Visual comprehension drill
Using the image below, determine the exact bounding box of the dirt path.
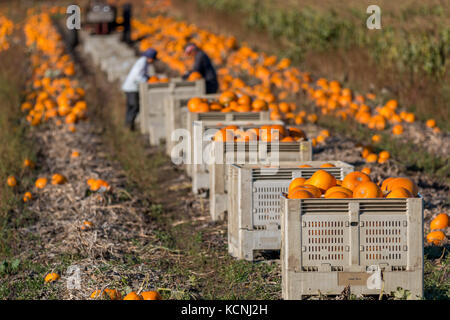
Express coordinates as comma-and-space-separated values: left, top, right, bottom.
77, 33, 282, 300
5, 19, 198, 300
17, 25, 279, 300
23, 113, 164, 299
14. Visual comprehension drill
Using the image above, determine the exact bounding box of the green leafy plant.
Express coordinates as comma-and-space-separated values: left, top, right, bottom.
0, 259, 20, 275
392, 287, 415, 300
194, 0, 450, 79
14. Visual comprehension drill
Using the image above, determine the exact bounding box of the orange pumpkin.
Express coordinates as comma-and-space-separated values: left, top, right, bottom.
430, 213, 449, 230
123, 291, 143, 300
141, 291, 162, 300
353, 181, 382, 198
342, 172, 371, 191
304, 170, 336, 193
7, 176, 17, 187
288, 189, 314, 199
35, 177, 48, 189
426, 231, 445, 245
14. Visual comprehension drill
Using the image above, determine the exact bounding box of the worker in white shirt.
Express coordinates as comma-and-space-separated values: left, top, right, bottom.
121, 48, 157, 131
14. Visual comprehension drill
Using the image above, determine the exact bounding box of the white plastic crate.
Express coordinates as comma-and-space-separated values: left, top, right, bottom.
139, 81, 164, 135
280, 196, 423, 299
81, 32, 135, 74
190, 120, 289, 194
186, 110, 271, 154
228, 162, 354, 261
105, 58, 137, 83
164, 94, 219, 157
81, 33, 114, 65
138, 79, 205, 144
184, 111, 270, 178
209, 144, 314, 221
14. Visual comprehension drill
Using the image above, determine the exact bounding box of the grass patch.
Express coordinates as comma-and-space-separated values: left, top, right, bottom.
424, 247, 450, 300
318, 114, 450, 181
194, 0, 450, 79
0, 32, 79, 301
0, 253, 82, 300
0, 42, 37, 258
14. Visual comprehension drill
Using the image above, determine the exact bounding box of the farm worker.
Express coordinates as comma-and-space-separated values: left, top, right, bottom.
121, 3, 132, 44
121, 48, 157, 131
182, 43, 218, 94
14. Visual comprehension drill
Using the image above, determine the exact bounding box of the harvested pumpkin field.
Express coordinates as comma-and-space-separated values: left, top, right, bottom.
0, 0, 448, 302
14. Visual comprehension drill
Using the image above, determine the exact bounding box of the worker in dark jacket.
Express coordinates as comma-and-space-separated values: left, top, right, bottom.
121, 3, 132, 44
182, 43, 218, 94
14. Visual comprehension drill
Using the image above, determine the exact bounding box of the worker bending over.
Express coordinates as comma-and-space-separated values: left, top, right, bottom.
121, 48, 157, 131
182, 43, 218, 94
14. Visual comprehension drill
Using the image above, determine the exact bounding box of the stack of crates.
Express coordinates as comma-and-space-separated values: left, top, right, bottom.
280, 196, 424, 299
164, 94, 219, 157
80, 32, 136, 84
228, 162, 354, 261
184, 111, 270, 178
189, 120, 291, 194
209, 140, 313, 221
138, 79, 205, 145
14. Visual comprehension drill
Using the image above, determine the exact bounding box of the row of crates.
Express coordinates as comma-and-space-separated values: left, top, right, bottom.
82, 32, 137, 84
228, 162, 354, 261
137, 79, 424, 299
138, 79, 206, 144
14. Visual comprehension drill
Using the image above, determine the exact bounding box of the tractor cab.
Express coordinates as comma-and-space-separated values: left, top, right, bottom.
84, 0, 116, 35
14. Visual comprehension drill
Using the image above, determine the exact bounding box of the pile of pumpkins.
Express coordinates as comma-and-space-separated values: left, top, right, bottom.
426, 214, 448, 246
287, 169, 419, 200
0, 13, 14, 51
44, 273, 163, 300
212, 124, 307, 143
286, 168, 448, 245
